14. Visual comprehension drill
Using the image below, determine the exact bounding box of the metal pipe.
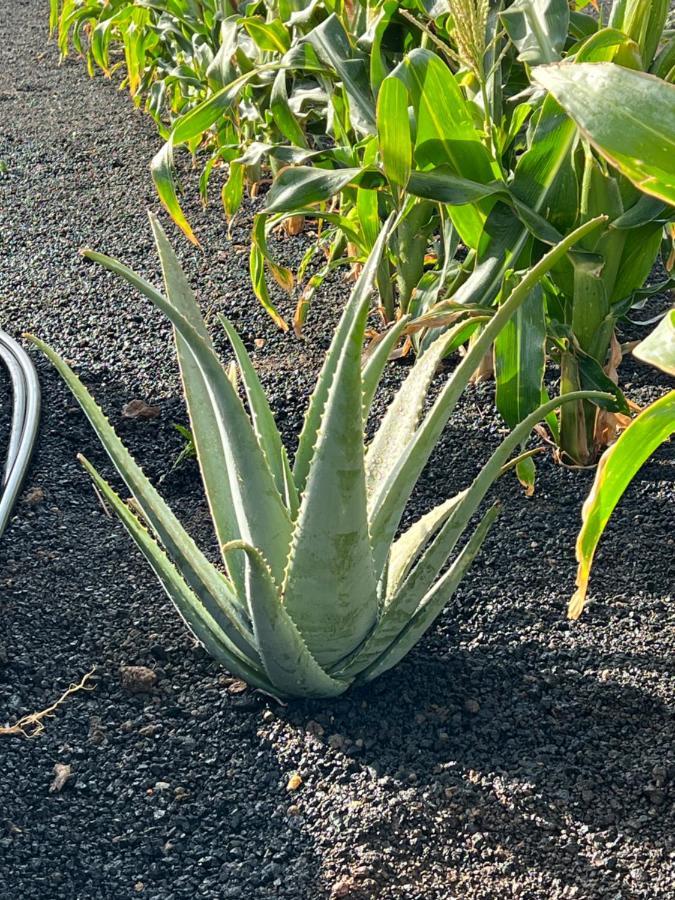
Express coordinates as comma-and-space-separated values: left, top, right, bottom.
0, 330, 41, 539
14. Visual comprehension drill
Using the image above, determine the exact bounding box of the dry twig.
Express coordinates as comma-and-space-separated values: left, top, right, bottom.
0, 668, 96, 738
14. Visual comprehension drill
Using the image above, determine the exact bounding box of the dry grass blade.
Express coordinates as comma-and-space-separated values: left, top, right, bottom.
0, 667, 96, 738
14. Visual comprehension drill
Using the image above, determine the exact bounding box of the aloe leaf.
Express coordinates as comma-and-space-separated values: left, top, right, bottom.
282, 238, 380, 667
362, 316, 410, 416
81, 249, 293, 587
365, 321, 471, 499
220, 315, 298, 517
386, 491, 468, 601
357, 503, 502, 683
28, 336, 255, 659
569, 390, 675, 619
80, 457, 268, 683
369, 216, 608, 579
146, 215, 244, 594
223, 542, 349, 697
633, 309, 675, 375
293, 215, 394, 493
532, 62, 675, 205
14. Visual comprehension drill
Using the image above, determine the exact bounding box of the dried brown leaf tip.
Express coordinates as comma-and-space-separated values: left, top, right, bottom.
122, 399, 161, 420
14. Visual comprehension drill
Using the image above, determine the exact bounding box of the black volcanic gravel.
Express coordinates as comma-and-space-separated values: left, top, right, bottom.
1, 3, 674, 899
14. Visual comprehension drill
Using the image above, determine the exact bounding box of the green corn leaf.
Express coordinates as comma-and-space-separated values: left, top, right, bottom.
305, 14, 376, 135
393, 49, 500, 249
609, 0, 668, 68
293, 215, 395, 493
359, 503, 502, 683
82, 246, 293, 588
270, 69, 308, 148
28, 335, 255, 660
532, 62, 675, 205
569, 390, 675, 619
576, 351, 630, 414
222, 160, 245, 221
242, 17, 290, 54
282, 229, 387, 668
150, 139, 199, 245
451, 27, 636, 312
406, 170, 506, 207
224, 542, 348, 698
248, 216, 291, 333
220, 316, 298, 517
265, 166, 366, 213
81, 456, 268, 685
501, 0, 570, 65
377, 77, 412, 192
633, 309, 675, 375
495, 283, 547, 428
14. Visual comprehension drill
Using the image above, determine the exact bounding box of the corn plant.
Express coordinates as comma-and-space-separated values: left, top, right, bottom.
29, 214, 607, 698
570, 309, 675, 619
409, 0, 675, 468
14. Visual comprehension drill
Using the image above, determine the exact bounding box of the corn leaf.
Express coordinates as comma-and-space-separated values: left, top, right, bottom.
633, 309, 675, 375
532, 62, 675, 205
569, 390, 675, 619
495, 283, 547, 428
377, 77, 412, 192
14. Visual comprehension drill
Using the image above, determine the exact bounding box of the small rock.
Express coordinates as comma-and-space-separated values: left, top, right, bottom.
464, 698, 480, 714
226, 679, 248, 695
138, 723, 158, 737
23, 486, 44, 505
286, 772, 303, 791
120, 665, 157, 693
88, 716, 106, 746
49, 763, 72, 793
331, 876, 360, 899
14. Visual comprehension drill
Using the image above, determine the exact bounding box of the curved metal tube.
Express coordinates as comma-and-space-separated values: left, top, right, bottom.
0, 330, 41, 539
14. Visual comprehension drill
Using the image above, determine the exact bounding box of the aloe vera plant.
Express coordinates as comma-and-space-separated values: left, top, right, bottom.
30, 214, 607, 698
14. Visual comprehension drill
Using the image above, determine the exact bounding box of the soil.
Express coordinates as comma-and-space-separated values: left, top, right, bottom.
1, 3, 673, 899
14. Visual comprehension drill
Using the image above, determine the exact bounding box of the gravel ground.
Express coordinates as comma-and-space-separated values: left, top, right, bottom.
1, 3, 674, 899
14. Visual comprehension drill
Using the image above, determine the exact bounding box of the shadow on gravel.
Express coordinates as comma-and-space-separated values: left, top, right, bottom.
272, 635, 672, 895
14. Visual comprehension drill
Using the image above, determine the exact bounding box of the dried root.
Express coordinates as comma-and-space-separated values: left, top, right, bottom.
0, 667, 96, 738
